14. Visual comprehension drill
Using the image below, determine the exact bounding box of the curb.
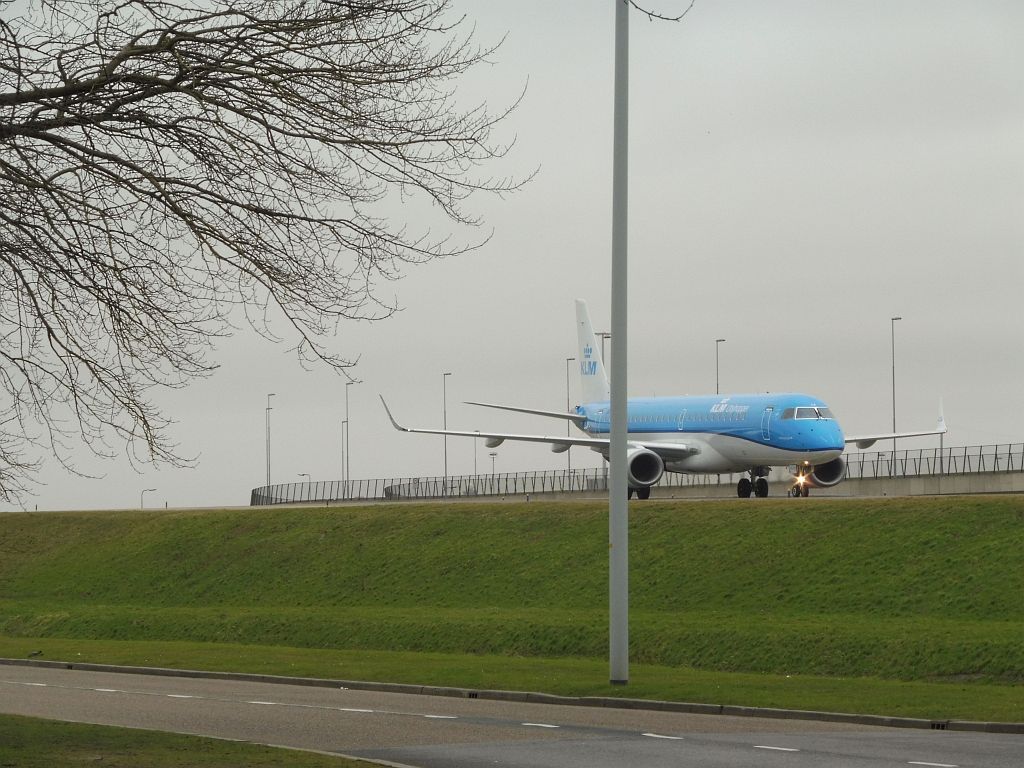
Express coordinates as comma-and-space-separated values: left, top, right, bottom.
2, 657, 1021, 735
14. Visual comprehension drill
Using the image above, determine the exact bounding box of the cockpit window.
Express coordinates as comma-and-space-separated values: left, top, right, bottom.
781, 408, 795, 420
794, 407, 834, 420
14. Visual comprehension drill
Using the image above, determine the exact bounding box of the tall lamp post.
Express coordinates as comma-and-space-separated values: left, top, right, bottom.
891, 316, 902, 470
141, 488, 156, 510
715, 338, 726, 394
442, 372, 452, 493
345, 382, 354, 485
597, 331, 611, 363
565, 357, 576, 476
340, 419, 348, 497
265, 393, 275, 487
608, 0, 630, 686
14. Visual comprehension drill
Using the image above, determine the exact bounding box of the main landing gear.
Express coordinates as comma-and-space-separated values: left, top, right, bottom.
737, 468, 770, 498
627, 487, 652, 500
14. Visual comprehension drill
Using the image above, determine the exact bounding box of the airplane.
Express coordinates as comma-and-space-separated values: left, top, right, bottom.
381, 300, 946, 499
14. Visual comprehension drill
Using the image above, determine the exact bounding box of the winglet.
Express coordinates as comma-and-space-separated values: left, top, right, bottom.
379, 395, 409, 432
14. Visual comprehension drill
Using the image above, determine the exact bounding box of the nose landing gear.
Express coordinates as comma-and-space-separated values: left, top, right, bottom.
789, 474, 811, 497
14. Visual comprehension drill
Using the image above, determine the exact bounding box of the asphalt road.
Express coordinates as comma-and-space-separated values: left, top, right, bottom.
0, 666, 1020, 767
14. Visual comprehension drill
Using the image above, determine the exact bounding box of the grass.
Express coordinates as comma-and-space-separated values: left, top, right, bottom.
1, 603, 1019, 681
0, 495, 1021, 720
2, 636, 1022, 723
0, 713, 367, 767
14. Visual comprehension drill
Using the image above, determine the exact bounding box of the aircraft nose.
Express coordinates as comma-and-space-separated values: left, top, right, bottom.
818, 422, 844, 451
803, 421, 844, 451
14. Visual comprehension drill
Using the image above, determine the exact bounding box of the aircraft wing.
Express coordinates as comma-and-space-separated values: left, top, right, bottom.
845, 410, 947, 450
381, 397, 698, 458
381, 396, 607, 452
637, 441, 701, 460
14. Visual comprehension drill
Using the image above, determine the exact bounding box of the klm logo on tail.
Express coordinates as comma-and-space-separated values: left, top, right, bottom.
581, 344, 598, 376
575, 299, 610, 403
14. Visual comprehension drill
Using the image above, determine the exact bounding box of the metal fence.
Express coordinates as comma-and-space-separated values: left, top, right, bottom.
842, 443, 1023, 479
250, 442, 1024, 505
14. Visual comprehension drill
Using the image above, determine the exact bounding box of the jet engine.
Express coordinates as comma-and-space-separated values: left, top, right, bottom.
794, 456, 847, 488
627, 447, 665, 488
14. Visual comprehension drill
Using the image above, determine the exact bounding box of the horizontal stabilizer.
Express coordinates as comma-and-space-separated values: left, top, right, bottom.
465, 400, 587, 424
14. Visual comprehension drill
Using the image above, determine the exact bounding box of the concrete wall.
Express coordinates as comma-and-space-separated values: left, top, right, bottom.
642, 471, 1024, 500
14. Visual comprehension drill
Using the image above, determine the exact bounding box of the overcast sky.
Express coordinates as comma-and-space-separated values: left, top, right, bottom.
9, 0, 1022, 511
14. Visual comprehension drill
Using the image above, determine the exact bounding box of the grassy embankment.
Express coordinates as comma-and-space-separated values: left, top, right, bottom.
0, 713, 365, 768
0, 496, 1021, 721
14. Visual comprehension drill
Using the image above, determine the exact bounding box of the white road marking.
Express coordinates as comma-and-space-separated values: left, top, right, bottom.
423, 714, 458, 719
909, 763, 959, 767
337, 707, 374, 713
642, 732, 684, 740
93, 688, 121, 693
522, 722, 560, 728
166, 694, 194, 699
755, 745, 800, 752
247, 700, 278, 705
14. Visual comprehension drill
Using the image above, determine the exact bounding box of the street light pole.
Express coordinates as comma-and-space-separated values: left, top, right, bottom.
141, 488, 156, 509
597, 332, 611, 363
608, 0, 629, 686
345, 382, 353, 485
340, 420, 348, 497
442, 372, 452, 493
715, 338, 726, 394
566, 357, 576, 477
891, 316, 902, 469
265, 393, 275, 487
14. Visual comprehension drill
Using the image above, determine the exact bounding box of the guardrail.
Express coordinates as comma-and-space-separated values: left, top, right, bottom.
251, 442, 1023, 505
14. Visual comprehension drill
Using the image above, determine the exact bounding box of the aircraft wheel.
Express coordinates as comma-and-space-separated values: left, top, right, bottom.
754, 477, 769, 497
790, 486, 802, 498
801, 485, 810, 498
627, 487, 635, 500
737, 478, 752, 498
637, 487, 651, 500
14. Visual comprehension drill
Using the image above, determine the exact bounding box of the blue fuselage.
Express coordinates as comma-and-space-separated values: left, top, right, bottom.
577, 393, 845, 473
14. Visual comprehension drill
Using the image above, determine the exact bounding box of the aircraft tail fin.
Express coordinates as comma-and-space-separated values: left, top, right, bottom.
575, 299, 611, 404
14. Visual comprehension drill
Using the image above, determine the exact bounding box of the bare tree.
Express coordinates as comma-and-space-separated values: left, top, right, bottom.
0, 0, 522, 499
627, 0, 696, 23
